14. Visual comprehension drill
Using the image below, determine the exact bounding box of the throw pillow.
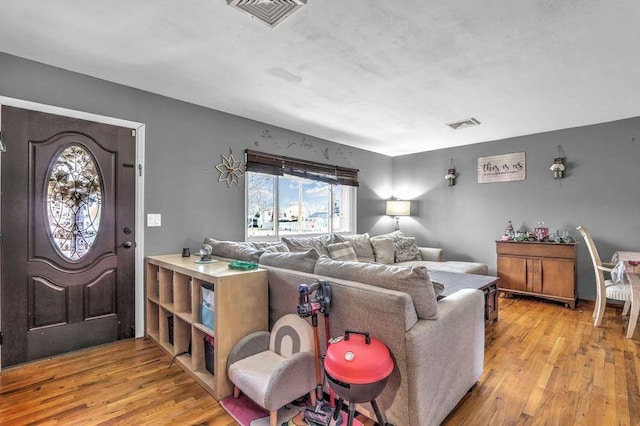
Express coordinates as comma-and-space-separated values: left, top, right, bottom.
202, 238, 263, 262
281, 235, 331, 257
314, 256, 439, 320
369, 236, 395, 264
326, 241, 358, 262
249, 241, 290, 252
258, 249, 320, 273
341, 233, 375, 262
394, 237, 422, 263
262, 243, 290, 253
374, 230, 406, 240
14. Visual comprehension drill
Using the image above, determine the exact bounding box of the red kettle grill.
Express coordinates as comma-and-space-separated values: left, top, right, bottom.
324, 330, 394, 426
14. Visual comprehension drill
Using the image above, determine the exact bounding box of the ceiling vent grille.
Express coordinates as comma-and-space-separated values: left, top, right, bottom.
446, 117, 481, 130
227, 0, 307, 28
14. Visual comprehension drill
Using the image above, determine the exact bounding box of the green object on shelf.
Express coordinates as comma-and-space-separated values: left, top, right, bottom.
228, 260, 259, 271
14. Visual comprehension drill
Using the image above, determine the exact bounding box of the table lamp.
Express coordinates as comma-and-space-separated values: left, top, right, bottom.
386, 200, 411, 231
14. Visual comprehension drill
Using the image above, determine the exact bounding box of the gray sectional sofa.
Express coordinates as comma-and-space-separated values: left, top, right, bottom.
205, 232, 485, 426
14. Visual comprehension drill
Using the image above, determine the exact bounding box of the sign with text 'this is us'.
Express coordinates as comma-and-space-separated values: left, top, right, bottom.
477, 152, 526, 183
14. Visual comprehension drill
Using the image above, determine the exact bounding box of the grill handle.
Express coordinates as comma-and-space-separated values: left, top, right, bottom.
326, 371, 351, 389
344, 330, 371, 345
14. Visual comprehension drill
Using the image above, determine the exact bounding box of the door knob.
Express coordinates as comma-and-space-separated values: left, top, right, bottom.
122, 241, 133, 249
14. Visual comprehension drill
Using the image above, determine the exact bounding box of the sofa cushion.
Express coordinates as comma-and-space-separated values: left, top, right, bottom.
394, 237, 422, 263
314, 255, 439, 320
341, 233, 375, 263
281, 235, 335, 257
249, 241, 290, 252
259, 249, 320, 273
396, 260, 489, 275
369, 236, 395, 264
327, 241, 358, 262
203, 237, 263, 262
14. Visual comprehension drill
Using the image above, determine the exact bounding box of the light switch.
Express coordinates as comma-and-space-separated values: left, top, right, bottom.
147, 213, 161, 227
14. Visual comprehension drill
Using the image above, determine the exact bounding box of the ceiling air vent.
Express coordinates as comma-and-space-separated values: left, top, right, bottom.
227, 0, 307, 28
446, 117, 481, 130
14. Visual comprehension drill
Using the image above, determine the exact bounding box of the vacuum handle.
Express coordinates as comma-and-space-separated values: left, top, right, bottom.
344, 330, 371, 344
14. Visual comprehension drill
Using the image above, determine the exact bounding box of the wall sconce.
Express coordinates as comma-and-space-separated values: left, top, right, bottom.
550, 157, 565, 179
444, 158, 456, 186
386, 200, 411, 231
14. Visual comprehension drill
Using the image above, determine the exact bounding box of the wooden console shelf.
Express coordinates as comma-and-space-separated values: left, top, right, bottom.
496, 241, 577, 308
145, 254, 268, 400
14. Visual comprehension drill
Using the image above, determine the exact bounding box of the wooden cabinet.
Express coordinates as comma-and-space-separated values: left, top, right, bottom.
496, 241, 577, 308
145, 254, 268, 400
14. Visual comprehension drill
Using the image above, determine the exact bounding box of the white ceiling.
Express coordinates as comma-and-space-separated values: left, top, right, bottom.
1, 0, 640, 157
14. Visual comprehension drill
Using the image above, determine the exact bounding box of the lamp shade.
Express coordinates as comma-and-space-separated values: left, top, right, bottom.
385, 200, 411, 216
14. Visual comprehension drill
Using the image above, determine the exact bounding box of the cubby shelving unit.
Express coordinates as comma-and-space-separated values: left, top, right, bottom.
145, 254, 268, 400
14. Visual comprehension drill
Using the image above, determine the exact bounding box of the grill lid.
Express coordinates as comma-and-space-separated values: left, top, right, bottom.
324, 330, 393, 384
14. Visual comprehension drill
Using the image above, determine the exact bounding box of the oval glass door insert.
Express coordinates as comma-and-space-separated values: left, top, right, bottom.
47, 145, 102, 260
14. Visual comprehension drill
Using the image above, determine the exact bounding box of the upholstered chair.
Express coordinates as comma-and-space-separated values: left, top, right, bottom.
227, 314, 317, 426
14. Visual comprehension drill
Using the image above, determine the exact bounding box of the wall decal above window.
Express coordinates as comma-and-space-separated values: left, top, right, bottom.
216, 149, 244, 188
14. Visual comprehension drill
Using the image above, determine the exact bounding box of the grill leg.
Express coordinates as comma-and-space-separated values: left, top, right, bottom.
333, 397, 344, 421
370, 399, 392, 426
347, 402, 356, 426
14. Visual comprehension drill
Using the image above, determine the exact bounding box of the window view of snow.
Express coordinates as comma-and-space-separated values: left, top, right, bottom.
247, 172, 353, 238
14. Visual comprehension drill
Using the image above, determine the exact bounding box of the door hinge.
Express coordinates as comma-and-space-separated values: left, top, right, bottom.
0, 331, 3, 345
131, 129, 136, 137
138, 164, 142, 177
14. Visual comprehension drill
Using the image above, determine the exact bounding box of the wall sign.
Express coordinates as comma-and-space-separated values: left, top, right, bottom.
477, 152, 526, 183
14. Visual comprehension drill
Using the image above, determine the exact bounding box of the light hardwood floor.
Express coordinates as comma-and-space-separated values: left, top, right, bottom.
1, 295, 639, 425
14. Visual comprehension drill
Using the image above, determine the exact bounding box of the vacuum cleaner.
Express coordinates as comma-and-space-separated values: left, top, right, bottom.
293, 280, 334, 426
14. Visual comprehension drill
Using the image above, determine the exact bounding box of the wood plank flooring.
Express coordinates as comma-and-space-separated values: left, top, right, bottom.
1, 295, 639, 425
443, 295, 640, 426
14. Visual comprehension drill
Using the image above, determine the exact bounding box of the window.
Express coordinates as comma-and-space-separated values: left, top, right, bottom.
245, 150, 357, 239
47, 145, 102, 260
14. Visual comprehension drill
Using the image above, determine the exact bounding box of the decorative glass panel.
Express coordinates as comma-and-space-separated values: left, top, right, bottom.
47, 145, 102, 260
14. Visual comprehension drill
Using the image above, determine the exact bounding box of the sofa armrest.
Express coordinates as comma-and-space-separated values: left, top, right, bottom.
405, 288, 484, 425
418, 247, 444, 262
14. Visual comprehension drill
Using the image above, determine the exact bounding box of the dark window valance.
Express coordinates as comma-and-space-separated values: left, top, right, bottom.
245, 149, 359, 187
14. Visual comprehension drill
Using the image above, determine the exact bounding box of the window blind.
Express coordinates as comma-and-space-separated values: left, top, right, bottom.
245, 149, 359, 187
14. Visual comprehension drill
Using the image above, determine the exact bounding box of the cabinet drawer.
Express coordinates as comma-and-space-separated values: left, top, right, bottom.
496, 241, 576, 259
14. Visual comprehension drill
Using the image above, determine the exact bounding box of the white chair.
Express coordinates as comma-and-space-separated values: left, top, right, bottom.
227, 314, 317, 426
577, 226, 631, 327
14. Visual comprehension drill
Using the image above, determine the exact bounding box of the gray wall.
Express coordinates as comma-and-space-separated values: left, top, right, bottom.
392, 119, 640, 300
3, 52, 638, 301
0, 53, 392, 254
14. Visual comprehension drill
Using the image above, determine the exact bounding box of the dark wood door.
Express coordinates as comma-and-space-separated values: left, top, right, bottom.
1, 106, 136, 367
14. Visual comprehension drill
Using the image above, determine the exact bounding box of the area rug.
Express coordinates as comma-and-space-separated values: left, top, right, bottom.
219, 394, 364, 426
219, 394, 301, 426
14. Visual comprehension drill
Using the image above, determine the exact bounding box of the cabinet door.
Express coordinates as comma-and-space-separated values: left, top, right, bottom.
526, 259, 543, 294
541, 258, 575, 298
497, 256, 527, 292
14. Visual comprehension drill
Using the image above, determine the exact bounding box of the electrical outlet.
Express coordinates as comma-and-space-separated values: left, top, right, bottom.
147, 213, 161, 227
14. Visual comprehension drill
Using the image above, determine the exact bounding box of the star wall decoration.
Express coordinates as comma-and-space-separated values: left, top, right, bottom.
216, 149, 244, 187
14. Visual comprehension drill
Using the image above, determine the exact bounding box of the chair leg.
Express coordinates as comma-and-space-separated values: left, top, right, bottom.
622, 300, 631, 316
233, 386, 240, 398
270, 410, 278, 426
592, 295, 600, 319
626, 301, 639, 339
594, 297, 606, 327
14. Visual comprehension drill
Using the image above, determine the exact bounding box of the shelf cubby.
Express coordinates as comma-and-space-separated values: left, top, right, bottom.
145, 254, 267, 400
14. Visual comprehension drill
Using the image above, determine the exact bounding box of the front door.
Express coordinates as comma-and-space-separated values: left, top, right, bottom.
1, 106, 136, 367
